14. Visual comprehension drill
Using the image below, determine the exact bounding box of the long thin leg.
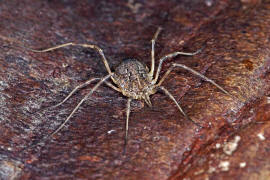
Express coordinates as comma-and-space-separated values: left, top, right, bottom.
24, 74, 112, 152
51, 78, 100, 109
153, 49, 202, 83
158, 63, 230, 95
50, 74, 112, 137
104, 81, 121, 92
28, 42, 113, 76
159, 86, 202, 127
149, 27, 162, 77
124, 98, 132, 153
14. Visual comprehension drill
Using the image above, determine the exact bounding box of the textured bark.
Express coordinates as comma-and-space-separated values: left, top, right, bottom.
0, 0, 269, 179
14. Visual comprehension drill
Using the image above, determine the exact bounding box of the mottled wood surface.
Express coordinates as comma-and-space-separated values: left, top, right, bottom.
0, 0, 269, 179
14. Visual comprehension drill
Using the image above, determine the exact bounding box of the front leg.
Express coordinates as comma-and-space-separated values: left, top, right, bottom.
23, 74, 112, 152
159, 86, 202, 127
149, 27, 162, 77
124, 98, 132, 153
157, 63, 230, 96
51, 78, 100, 109
28, 42, 114, 77
153, 49, 202, 84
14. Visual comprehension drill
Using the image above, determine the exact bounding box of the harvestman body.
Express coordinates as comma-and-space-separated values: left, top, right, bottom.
30, 28, 230, 150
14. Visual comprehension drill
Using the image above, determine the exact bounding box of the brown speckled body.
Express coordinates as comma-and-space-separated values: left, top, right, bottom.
113, 58, 156, 104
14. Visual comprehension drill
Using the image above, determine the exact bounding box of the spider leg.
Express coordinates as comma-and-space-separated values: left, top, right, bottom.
124, 98, 132, 153
157, 63, 230, 95
153, 49, 202, 84
25, 74, 112, 151
103, 81, 129, 153
149, 27, 162, 78
158, 86, 202, 127
51, 78, 100, 109
28, 42, 114, 77
50, 74, 112, 137
104, 81, 121, 92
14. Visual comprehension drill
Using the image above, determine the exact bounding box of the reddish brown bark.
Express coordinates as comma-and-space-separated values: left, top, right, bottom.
0, 0, 269, 179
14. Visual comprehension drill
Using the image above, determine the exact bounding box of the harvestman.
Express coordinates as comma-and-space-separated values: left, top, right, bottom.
30, 28, 230, 149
